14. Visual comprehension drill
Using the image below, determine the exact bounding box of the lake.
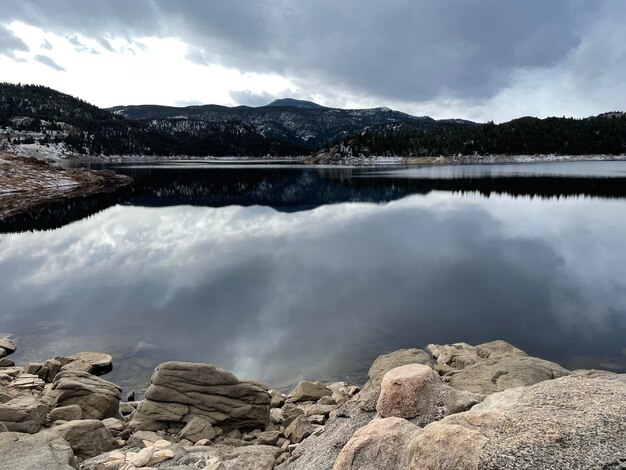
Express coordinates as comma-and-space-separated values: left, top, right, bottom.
1, 160, 625, 395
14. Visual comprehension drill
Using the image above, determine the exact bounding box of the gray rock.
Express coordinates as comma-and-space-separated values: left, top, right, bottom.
269, 389, 286, 408
334, 417, 422, 470
26, 363, 42, 375
317, 396, 336, 406
0, 358, 14, 367
270, 407, 284, 424
9, 373, 45, 391
36, 358, 68, 383
426, 340, 527, 375
127, 429, 163, 448
376, 364, 483, 426
447, 355, 570, 394
282, 408, 305, 429
408, 374, 626, 469
101, 417, 125, 434
284, 415, 313, 443
48, 370, 121, 420
474, 339, 527, 359
356, 348, 434, 411
48, 419, 117, 459
286, 400, 375, 470
286, 381, 332, 403
0, 337, 16, 357
0, 395, 48, 433
303, 403, 337, 417
63, 352, 113, 376
178, 416, 216, 443
130, 361, 270, 432
49, 405, 83, 422
426, 342, 482, 371
255, 429, 282, 446
0, 431, 78, 470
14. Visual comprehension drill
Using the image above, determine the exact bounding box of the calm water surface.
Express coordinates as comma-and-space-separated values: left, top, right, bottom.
1, 161, 625, 394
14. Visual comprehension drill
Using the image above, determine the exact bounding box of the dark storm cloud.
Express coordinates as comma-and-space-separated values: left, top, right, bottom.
0, 0, 611, 102
34, 54, 66, 71
0, 24, 29, 60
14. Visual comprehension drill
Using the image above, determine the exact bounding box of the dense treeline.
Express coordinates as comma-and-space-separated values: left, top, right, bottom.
326, 114, 626, 158
0, 83, 303, 156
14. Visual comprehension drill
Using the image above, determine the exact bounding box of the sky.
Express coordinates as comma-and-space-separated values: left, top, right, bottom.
0, 0, 625, 122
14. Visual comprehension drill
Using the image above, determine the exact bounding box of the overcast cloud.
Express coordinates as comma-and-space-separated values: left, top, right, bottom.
0, 0, 624, 121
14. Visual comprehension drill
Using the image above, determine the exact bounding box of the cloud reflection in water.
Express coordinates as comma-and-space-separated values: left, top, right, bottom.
1, 191, 625, 393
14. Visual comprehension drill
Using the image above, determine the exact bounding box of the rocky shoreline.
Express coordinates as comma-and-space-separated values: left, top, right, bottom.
0, 152, 132, 222
1, 337, 624, 469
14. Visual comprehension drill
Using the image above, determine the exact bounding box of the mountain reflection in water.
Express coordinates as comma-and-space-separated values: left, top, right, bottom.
3, 162, 626, 233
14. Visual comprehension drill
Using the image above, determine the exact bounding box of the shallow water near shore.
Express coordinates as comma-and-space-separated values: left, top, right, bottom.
1, 161, 626, 395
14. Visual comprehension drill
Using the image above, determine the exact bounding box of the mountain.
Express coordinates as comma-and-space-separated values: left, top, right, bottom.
109, 99, 424, 149
265, 98, 325, 109
0, 83, 301, 156
2, 83, 625, 160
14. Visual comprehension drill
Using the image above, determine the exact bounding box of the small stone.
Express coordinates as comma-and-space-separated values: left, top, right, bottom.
269, 389, 286, 408
317, 396, 336, 406
146, 448, 174, 466
102, 417, 125, 434
178, 416, 216, 443
255, 430, 282, 446
284, 415, 314, 443
270, 408, 284, 424
309, 414, 325, 425
127, 430, 161, 448
127, 446, 156, 467
0, 358, 14, 367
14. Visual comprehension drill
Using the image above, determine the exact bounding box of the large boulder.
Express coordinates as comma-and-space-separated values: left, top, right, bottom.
357, 348, 434, 411
0, 337, 16, 358
0, 431, 78, 470
287, 381, 332, 403
0, 395, 48, 433
426, 340, 527, 375
376, 364, 483, 426
129, 361, 270, 432
447, 355, 570, 395
334, 417, 422, 470
407, 374, 626, 469
32, 352, 113, 383
49, 419, 117, 459
48, 370, 121, 420
61, 352, 113, 376
287, 400, 375, 470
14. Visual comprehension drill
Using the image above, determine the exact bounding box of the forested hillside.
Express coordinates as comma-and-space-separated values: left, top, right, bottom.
0, 83, 302, 156
316, 114, 626, 161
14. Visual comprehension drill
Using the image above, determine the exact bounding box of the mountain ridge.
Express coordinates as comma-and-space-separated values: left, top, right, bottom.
1, 83, 625, 159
